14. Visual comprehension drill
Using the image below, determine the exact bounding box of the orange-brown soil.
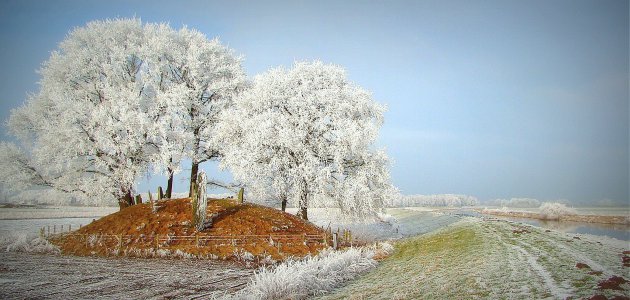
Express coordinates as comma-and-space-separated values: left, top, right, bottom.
51, 198, 327, 261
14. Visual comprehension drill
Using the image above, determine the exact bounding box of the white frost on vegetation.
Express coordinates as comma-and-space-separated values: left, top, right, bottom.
485, 197, 541, 208
0, 18, 246, 207
0, 233, 60, 254
217, 61, 395, 219
391, 194, 479, 207
229, 244, 393, 300
481, 202, 579, 220
538, 202, 577, 220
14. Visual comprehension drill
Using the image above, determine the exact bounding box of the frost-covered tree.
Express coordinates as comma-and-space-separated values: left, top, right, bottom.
144, 26, 246, 197
2, 19, 152, 207
1, 19, 245, 207
218, 61, 395, 220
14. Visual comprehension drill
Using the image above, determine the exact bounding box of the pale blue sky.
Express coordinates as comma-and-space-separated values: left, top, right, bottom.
0, 0, 628, 204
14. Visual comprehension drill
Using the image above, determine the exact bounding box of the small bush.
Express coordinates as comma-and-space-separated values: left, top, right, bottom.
539, 202, 577, 220
227, 243, 395, 300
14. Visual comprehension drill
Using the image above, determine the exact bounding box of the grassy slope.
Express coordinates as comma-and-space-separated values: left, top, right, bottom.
319, 218, 629, 300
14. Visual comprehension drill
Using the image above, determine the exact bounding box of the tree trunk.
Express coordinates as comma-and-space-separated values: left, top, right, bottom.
281, 197, 287, 212
165, 167, 173, 199
298, 189, 308, 220
135, 194, 143, 205
188, 161, 199, 197
299, 206, 308, 220
118, 190, 133, 211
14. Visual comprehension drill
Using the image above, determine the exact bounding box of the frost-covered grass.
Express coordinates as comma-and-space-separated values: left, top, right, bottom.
225, 243, 394, 300
386, 208, 459, 238
319, 218, 629, 300
0, 232, 60, 254
0, 251, 255, 299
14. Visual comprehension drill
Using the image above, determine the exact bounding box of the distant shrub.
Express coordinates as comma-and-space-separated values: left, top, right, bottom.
539, 202, 577, 220
486, 197, 541, 208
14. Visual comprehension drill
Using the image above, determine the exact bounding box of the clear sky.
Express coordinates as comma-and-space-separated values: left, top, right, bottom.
0, 0, 628, 205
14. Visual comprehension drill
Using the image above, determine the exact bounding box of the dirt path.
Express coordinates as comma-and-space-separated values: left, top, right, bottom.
0, 252, 254, 299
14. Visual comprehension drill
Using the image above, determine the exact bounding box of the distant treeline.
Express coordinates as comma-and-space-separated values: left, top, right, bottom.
391, 194, 479, 207
483, 198, 541, 208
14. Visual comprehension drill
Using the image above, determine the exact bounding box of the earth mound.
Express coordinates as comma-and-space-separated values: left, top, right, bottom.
51, 198, 327, 262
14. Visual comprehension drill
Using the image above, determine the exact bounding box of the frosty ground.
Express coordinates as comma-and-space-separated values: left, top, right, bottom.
0, 252, 253, 299
1, 207, 628, 299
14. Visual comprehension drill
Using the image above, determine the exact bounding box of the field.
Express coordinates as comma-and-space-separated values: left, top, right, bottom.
0, 206, 117, 220
0, 206, 628, 299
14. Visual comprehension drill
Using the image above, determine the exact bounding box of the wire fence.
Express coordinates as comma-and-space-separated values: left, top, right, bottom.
51, 233, 327, 248
40, 229, 352, 250
41, 225, 355, 250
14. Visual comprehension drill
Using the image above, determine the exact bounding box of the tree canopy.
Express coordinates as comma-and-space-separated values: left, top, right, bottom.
0, 20, 394, 219
0, 18, 245, 207
218, 61, 395, 219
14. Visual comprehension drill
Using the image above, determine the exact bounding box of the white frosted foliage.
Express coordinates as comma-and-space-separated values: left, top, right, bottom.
539, 202, 577, 220
218, 61, 396, 219
0, 18, 245, 206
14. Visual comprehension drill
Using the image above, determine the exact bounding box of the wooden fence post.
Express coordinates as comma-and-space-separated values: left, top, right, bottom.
135, 194, 142, 205
192, 171, 208, 231
333, 233, 338, 250
117, 234, 123, 252
237, 188, 244, 203
154, 234, 159, 249
349, 230, 352, 247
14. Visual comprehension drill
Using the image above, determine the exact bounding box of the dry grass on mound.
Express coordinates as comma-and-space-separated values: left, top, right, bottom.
50, 198, 327, 262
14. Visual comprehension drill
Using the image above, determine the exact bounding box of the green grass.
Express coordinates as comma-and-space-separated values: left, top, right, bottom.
318, 218, 629, 300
